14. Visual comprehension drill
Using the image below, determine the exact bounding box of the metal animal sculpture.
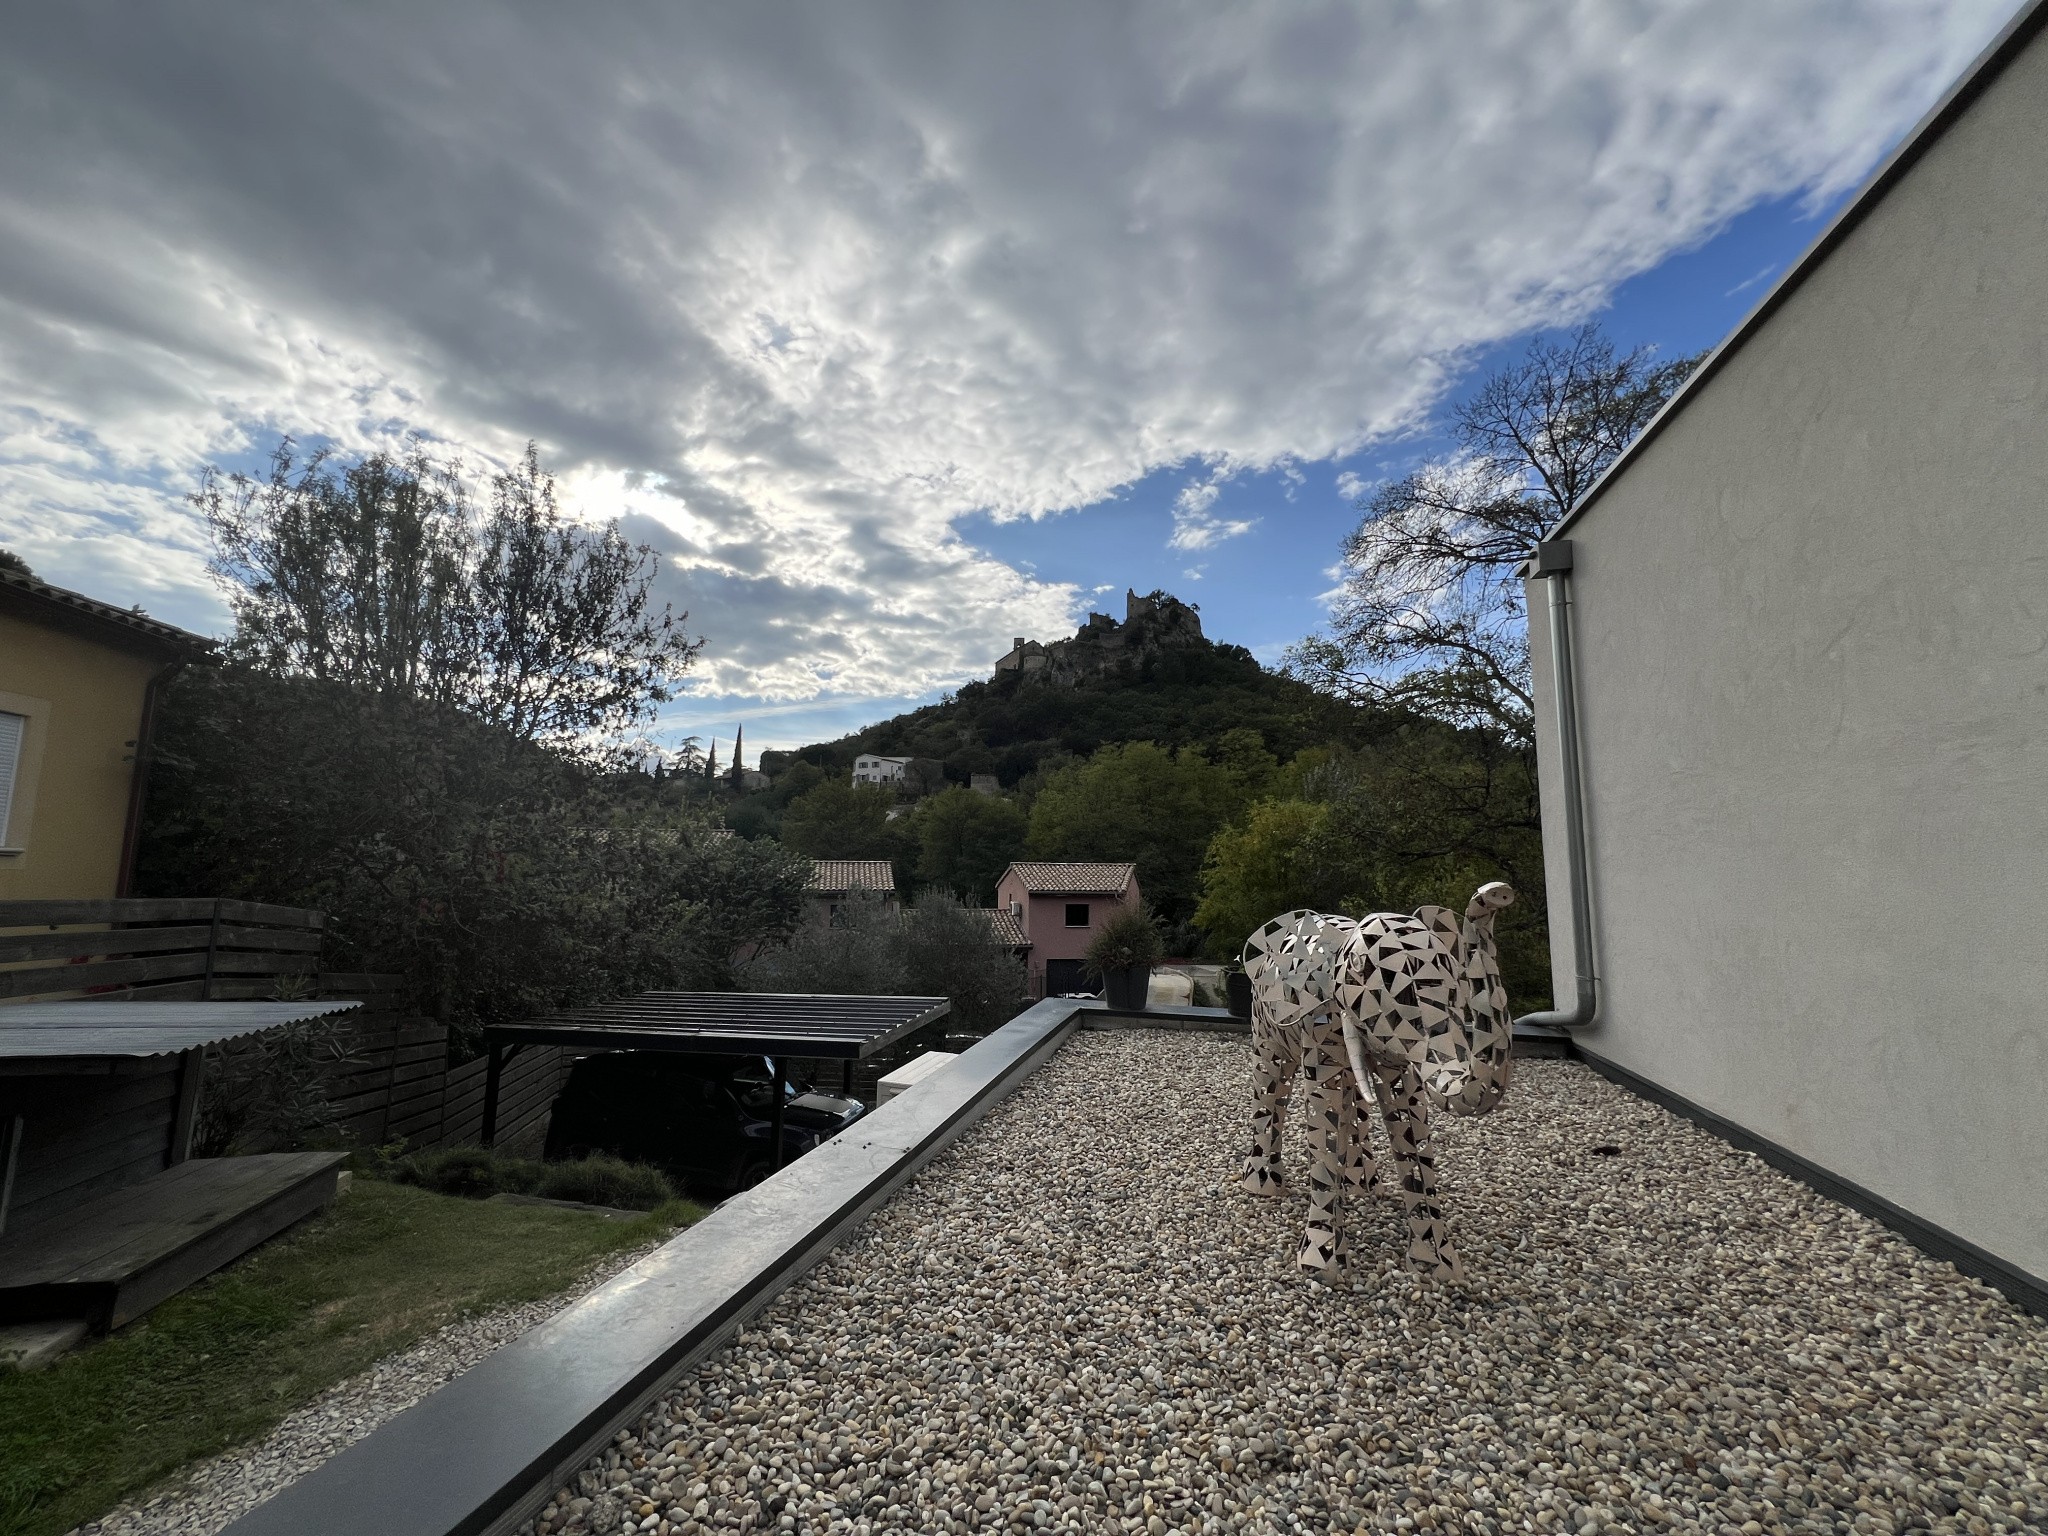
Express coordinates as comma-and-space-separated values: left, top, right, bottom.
1241, 882, 1516, 1283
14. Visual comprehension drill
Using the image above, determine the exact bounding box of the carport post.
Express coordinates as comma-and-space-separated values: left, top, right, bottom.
771, 1056, 787, 1169
841, 1058, 853, 1096
481, 1043, 503, 1149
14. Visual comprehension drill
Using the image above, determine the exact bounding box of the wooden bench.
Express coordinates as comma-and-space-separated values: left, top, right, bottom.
0, 1151, 347, 1330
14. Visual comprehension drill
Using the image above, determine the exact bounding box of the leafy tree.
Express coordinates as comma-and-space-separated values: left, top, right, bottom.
723, 759, 826, 842
910, 788, 1028, 905
743, 886, 908, 1000
1189, 729, 1551, 1004
1193, 799, 1343, 950
197, 438, 699, 751
897, 890, 1030, 1034
778, 778, 910, 870
1290, 323, 1699, 739
744, 888, 1026, 1036
1024, 742, 1248, 923
139, 666, 808, 1038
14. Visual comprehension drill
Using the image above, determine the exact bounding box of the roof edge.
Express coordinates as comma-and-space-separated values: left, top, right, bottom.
1542, 0, 2048, 547
0, 568, 215, 657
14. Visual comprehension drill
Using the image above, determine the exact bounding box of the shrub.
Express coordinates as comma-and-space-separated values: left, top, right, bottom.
536, 1155, 677, 1211
380, 1147, 675, 1210
1085, 906, 1166, 977
384, 1146, 544, 1199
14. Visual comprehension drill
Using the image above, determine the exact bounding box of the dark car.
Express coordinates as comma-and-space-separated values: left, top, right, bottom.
544, 1052, 864, 1193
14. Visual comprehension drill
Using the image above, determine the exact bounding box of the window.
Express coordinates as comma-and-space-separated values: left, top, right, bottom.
1064, 902, 1090, 927
0, 710, 22, 847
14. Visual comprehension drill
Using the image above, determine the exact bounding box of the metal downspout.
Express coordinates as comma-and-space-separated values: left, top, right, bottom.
1515, 540, 1597, 1032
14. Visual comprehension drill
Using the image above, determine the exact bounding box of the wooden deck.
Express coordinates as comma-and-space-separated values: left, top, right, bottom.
0, 1151, 347, 1329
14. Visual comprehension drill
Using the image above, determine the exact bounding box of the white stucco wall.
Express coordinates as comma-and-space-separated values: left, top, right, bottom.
1530, 23, 2048, 1280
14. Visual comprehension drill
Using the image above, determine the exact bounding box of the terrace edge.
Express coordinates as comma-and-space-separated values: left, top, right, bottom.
1575, 1046, 2048, 1321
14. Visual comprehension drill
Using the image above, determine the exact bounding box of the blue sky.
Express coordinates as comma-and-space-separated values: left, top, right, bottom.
682, 190, 1849, 754
0, 3, 2018, 762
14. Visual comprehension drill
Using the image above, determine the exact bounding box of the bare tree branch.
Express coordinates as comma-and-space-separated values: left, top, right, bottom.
1288, 323, 1701, 745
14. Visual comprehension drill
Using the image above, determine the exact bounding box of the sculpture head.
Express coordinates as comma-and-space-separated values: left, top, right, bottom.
1425, 881, 1517, 1117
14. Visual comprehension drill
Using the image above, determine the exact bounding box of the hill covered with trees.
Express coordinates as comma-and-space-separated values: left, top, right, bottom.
772, 591, 1390, 788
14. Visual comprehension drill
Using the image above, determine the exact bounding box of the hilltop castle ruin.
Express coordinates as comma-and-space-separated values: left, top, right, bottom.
991, 588, 1203, 685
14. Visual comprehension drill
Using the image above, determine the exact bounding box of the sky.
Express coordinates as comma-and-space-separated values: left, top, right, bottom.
0, 1, 2022, 760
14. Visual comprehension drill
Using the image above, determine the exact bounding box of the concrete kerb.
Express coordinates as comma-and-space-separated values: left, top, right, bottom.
220, 997, 1087, 1536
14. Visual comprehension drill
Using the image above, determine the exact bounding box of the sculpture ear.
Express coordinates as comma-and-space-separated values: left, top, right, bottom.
1411, 904, 1461, 952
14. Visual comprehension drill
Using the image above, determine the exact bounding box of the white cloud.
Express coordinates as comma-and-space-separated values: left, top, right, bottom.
1168, 470, 1259, 550
0, 0, 2016, 701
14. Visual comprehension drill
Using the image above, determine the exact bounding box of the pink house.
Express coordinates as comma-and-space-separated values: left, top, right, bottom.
993, 861, 1141, 998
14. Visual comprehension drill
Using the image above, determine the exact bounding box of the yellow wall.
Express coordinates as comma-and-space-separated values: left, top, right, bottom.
0, 611, 162, 900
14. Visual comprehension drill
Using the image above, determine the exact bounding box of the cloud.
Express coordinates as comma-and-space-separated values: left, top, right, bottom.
0, 0, 2015, 701
1168, 470, 1259, 550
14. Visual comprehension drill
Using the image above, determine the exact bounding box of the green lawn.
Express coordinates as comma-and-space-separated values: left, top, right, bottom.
0, 1178, 703, 1536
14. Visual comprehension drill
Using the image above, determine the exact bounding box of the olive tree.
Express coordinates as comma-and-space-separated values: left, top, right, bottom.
198, 438, 699, 753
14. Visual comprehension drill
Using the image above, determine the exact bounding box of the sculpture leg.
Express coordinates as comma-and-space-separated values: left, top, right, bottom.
1340, 1058, 1379, 1201
1240, 1017, 1298, 1196
1360, 1065, 1399, 1201
1296, 1017, 1350, 1282
1371, 1060, 1464, 1284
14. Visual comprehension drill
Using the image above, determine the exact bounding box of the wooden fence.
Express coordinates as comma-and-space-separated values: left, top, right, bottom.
319, 973, 570, 1153
0, 899, 567, 1155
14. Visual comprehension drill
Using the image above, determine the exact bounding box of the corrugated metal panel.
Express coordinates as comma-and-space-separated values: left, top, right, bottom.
0, 1000, 360, 1059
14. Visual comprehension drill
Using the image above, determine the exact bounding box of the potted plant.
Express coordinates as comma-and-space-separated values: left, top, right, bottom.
1224, 961, 1253, 1020
1086, 906, 1166, 1011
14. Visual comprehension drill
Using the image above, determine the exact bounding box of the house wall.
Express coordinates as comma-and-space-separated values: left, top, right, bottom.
995, 871, 1142, 996
1529, 23, 2048, 1282
0, 612, 160, 899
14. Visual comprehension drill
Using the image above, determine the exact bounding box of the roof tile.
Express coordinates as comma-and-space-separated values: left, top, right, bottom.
805, 859, 897, 894
1002, 861, 1137, 896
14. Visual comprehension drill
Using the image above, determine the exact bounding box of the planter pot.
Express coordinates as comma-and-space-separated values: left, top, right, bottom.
1101, 963, 1153, 1011
1226, 971, 1253, 1019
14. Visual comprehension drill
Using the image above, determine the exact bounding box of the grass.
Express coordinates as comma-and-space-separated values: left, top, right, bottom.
0, 1178, 704, 1536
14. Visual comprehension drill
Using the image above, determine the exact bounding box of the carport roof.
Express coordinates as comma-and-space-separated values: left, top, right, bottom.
483, 991, 950, 1060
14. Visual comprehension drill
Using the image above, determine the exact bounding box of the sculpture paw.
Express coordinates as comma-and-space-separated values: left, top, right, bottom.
1298, 1230, 1346, 1284
1405, 1240, 1465, 1285
1240, 1162, 1285, 1197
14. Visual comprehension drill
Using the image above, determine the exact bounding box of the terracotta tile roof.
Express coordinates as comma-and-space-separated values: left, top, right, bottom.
975, 908, 1031, 947
0, 568, 213, 657
805, 859, 897, 894
1002, 861, 1137, 896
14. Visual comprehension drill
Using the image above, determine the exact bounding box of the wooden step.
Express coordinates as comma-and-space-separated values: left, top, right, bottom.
0, 1151, 347, 1329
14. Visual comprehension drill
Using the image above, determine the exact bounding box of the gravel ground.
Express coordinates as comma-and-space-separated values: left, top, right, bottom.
527, 1031, 2048, 1536
71, 1239, 669, 1536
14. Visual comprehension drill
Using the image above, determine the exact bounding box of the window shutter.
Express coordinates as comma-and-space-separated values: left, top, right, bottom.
0, 710, 23, 844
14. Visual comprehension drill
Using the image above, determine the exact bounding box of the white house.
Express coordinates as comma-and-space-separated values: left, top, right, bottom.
852, 754, 911, 786
1522, 0, 2048, 1313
